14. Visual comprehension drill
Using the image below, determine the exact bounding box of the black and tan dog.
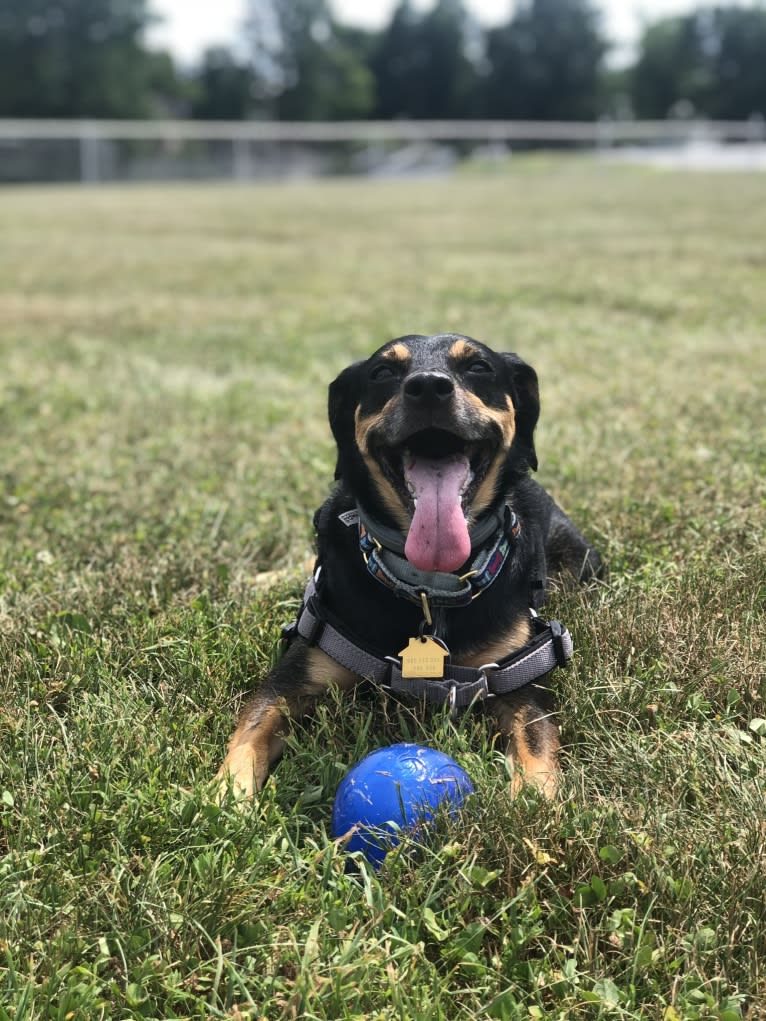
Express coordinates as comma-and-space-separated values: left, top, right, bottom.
218, 333, 601, 799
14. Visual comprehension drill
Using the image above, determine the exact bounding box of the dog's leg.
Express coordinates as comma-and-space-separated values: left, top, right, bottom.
489, 688, 560, 797
217, 640, 358, 799
545, 501, 603, 583
525, 480, 602, 583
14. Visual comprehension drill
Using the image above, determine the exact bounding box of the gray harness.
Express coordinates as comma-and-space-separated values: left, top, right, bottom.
284, 503, 573, 711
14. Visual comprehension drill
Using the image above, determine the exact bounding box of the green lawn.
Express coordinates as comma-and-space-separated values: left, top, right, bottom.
1, 160, 764, 1019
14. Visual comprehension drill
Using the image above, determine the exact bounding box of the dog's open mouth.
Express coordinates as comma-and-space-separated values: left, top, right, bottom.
375, 428, 495, 573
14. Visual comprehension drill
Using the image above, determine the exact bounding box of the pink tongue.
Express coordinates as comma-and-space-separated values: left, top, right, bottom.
403, 454, 471, 572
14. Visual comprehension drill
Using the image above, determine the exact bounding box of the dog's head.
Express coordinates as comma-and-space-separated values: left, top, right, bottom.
329, 333, 539, 573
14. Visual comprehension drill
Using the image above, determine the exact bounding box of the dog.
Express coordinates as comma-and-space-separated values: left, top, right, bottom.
218, 333, 601, 799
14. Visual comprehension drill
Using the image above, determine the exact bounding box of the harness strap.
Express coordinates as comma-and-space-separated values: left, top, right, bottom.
390, 616, 571, 702
295, 594, 391, 684
287, 573, 572, 707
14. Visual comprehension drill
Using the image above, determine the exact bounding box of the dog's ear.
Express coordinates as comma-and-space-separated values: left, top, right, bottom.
328, 361, 364, 480
502, 352, 539, 472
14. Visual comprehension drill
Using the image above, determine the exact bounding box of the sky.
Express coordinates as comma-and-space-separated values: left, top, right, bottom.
148, 0, 699, 67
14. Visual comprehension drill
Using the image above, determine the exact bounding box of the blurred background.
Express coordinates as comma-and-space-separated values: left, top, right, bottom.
2, 10, 765, 1014
1, 0, 765, 182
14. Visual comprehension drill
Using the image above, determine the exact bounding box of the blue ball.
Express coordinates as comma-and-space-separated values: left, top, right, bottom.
332, 743, 474, 868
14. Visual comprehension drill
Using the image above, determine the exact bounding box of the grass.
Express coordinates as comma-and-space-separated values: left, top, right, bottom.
0, 158, 764, 1019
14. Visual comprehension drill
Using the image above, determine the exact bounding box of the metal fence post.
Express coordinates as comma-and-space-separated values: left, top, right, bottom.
79, 124, 100, 184
233, 137, 252, 180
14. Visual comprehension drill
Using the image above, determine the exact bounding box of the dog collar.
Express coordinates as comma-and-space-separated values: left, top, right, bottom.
339, 504, 520, 609
352, 503, 515, 558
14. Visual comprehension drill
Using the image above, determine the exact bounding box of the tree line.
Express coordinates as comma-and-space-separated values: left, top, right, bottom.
0, 0, 764, 122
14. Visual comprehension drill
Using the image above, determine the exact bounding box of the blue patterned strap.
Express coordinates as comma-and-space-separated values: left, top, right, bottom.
359, 514, 516, 607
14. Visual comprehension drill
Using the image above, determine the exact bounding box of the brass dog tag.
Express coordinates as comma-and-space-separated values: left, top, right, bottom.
399, 636, 449, 679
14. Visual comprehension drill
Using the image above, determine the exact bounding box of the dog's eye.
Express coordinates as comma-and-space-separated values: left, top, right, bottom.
370, 363, 398, 382
465, 358, 493, 375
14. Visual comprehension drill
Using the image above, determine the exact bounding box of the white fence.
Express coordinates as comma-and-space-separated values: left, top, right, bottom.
1, 118, 764, 183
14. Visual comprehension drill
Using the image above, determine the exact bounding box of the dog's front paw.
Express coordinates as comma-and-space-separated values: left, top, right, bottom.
508, 756, 559, 799
217, 702, 287, 804
215, 746, 263, 804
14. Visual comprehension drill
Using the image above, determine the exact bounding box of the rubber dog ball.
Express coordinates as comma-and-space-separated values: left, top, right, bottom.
332, 743, 474, 867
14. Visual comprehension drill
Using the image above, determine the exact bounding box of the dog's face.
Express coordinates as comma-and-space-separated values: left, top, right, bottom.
329, 333, 539, 573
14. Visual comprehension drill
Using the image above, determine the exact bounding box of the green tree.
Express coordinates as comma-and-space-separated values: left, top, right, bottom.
632, 6, 766, 119
484, 0, 607, 119
191, 47, 256, 120
371, 0, 479, 118
418, 0, 480, 118
370, 1, 423, 118
0, 0, 176, 117
708, 6, 766, 118
631, 16, 708, 117
246, 0, 374, 120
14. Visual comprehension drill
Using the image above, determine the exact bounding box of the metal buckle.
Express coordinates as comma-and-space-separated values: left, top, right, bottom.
477, 661, 499, 696
359, 531, 381, 565
447, 683, 458, 719
382, 655, 400, 689
549, 620, 569, 668
505, 506, 521, 539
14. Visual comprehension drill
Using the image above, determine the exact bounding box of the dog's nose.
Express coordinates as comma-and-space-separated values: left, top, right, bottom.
403, 371, 455, 405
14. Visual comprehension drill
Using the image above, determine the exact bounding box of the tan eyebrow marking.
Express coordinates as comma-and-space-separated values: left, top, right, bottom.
382, 343, 411, 363
449, 339, 480, 361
